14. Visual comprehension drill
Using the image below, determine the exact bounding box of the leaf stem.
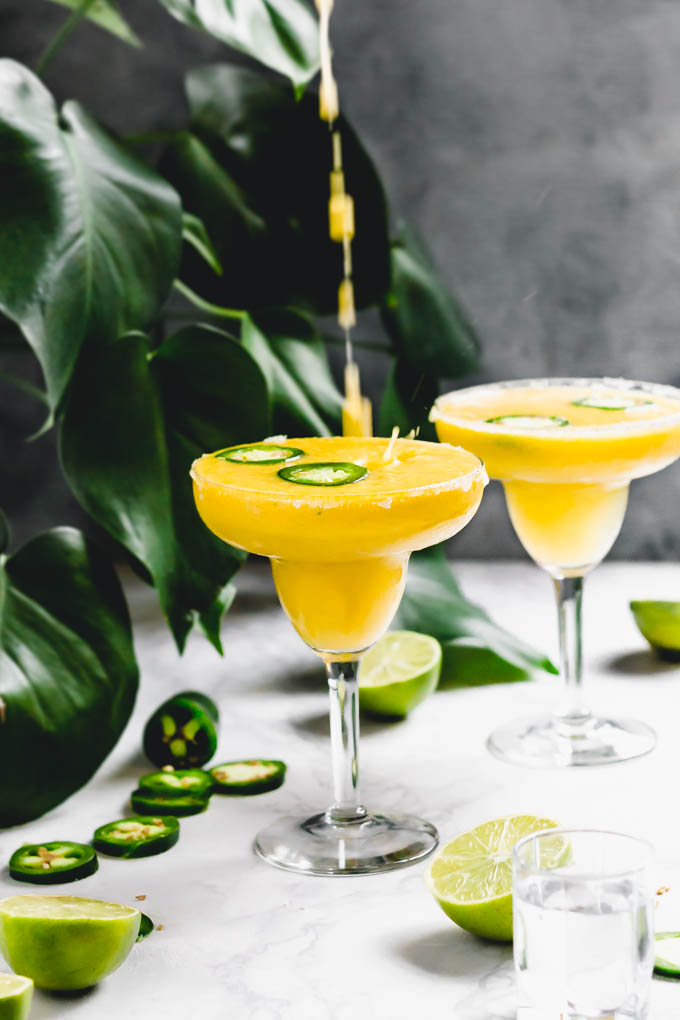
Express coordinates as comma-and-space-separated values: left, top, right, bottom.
173, 280, 245, 321
36, 0, 99, 77
0, 370, 49, 406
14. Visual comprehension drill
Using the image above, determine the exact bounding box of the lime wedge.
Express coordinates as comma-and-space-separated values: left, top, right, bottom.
655, 931, 680, 978
0, 895, 140, 990
359, 631, 442, 718
631, 601, 680, 660
425, 815, 560, 941
0, 973, 33, 1020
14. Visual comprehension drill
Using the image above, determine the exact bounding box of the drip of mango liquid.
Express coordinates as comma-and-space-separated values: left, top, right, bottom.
315, 0, 373, 439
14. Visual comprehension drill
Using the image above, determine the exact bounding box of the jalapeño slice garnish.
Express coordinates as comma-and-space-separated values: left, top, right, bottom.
485, 414, 570, 428
571, 395, 654, 411
93, 816, 180, 859
210, 759, 287, 796
138, 769, 213, 798
9, 842, 98, 885
278, 462, 368, 486
130, 789, 209, 817
137, 913, 155, 942
215, 443, 304, 465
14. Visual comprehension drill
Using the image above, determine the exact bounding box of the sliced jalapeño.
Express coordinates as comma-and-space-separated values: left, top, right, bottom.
143, 691, 218, 769
485, 414, 570, 428
210, 759, 287, 795
215, 443, 303, 465
93, 816, 180, 858
278, 462, 367, 486
9, 842, 98, 885
137, 913, 155, 942
138, 769, 213, 797
571, 395, 653, 411
130, 789, 209, 817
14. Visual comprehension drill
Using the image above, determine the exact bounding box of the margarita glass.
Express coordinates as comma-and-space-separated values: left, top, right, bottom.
191, 436, 486, 874
431, 378, 680, 768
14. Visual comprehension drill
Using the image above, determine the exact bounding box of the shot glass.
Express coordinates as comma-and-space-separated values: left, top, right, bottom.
513, 829, 655, 1019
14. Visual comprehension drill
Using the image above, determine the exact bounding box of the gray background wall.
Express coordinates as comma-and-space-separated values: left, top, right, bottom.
2, 0, 680, 559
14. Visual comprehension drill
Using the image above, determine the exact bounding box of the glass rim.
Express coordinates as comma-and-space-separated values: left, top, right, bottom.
190, 436, 488, 499
431, 376, 680, 437
513, 826, 655, 881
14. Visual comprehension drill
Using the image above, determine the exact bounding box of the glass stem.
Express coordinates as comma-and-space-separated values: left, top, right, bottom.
554, 575, 590, 724
326, 660, 367, 823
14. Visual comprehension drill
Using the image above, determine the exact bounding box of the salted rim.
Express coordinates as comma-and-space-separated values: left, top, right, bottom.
430, 377, 680, 438
190, 436, 488, 498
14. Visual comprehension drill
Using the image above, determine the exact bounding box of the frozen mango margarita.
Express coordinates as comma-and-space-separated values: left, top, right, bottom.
192, 436, 486, 654
431, 378, 680, 768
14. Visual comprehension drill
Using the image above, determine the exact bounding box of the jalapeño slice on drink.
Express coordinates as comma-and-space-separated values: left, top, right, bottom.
9, 842, 98, 885
214, 444, 304, 464
130, 789, 209, 817
484, 415, 570, 428
210, 760, 287, 795
278, 462, 367, 486
93, 816, 180, 858
138, 769, 213, 798
571, 395, 654, 411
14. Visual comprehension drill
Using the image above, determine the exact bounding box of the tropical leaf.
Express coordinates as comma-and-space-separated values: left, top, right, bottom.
60, 325, 270, 651
45, 0, 142, 47
0, 60, 182, 414
243, 309, 342, 436
155, 0, 319, 90
160, 65, 390, 313
0, 527, 138, 826
393, 545, 557, 682
182, 211, 223, 275
381, 222, 480, 379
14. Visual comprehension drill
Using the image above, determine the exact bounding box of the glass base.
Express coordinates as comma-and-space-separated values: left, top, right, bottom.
253, 810, 438, 875
487, 713, 656, 768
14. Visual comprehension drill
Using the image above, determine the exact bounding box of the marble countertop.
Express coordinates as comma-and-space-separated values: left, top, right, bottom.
2, 560, 680, 1020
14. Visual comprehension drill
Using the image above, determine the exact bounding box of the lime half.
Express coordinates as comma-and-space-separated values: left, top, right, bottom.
425, 815, 560, 942
0, 973, 33, 1020
631, 601, 680, 660
359, 631, 442, 718
0, 895, 140, 990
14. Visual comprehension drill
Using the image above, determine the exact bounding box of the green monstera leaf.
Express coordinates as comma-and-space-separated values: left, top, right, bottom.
0, 60, 182, 414
381, 222, 480, 379
60, 325, 270, 652
155, 0, 320, 91
45, 0, 142, 47
160, 65, 390, 313
393, 545, 557, 684
0, 527, 138, 826
242, 309, 342, 436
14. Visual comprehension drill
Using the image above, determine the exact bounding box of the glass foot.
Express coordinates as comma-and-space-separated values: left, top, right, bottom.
253, 810, 438, 875
487, 713, 656, 768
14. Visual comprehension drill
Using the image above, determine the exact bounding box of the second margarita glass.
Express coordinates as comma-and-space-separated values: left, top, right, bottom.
432, 377, 680, 768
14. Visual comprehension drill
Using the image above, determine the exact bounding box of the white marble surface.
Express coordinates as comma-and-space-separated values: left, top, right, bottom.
2, 561, 680, 1019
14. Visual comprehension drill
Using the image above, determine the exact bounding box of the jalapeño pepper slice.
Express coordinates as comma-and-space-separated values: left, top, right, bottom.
485, 414, 570, 428
137, 913, 154, 942
130, 789, 209, 817
277, 462, 367, 486
143, 691, 218, 769
571, 395, 653, 411
9, 842, 98, 885
210, 760, 287, 795
138, 769, 213, 797
93, 816, 180, 858
214, 443, 304, 464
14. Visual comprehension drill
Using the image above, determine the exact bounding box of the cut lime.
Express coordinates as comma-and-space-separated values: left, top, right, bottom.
0, 895, 140, 990
631, 601, 680, 660
359, 631, 442, 718
425, 815, 560, 942
655, 931, 680, 978
0, 973, 33, 1020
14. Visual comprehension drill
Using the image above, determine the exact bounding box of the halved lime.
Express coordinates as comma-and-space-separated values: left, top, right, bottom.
425, 815, 560, 942
631, 601, 680, 660
0, 973, 33, 1020
0, 895, 140, 990
655, 931, 680, 978
359, 631, 442, 718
